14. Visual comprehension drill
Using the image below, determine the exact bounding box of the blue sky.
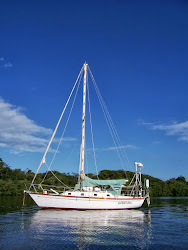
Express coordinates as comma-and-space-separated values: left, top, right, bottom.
0, 0, 188, 180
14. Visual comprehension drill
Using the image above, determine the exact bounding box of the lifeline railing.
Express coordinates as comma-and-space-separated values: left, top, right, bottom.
24, 183, 74, 194
122, 186, 149, 197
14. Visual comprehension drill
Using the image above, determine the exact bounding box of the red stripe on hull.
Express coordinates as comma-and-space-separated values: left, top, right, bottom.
40, 206, 139, 211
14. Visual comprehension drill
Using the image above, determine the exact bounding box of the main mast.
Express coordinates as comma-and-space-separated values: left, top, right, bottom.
80, 62, 87, 179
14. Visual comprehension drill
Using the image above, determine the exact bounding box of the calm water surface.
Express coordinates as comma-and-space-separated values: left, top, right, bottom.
0, 196, 187, 249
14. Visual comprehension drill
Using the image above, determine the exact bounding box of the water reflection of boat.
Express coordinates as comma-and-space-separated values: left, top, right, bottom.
30, 210, 148, 248
31, 209, 145, 228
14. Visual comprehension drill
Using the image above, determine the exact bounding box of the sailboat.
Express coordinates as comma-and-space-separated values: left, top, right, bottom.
25, 62, 150, 210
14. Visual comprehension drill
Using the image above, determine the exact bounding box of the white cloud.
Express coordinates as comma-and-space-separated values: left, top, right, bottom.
87, 145, 136, 152
152, 140, 161, 144
0, 57, 13, 69
103, 145, 137, 151
141, 120, 188, 142
4, 62, 13, 68
0, 98, 53, 153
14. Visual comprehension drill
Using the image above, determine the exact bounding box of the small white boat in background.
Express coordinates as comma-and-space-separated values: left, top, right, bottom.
25, 62, 150, 210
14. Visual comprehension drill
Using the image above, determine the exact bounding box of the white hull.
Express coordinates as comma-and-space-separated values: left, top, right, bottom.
29, 193, 145, 210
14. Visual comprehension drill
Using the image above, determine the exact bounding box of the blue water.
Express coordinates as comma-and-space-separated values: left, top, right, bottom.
0, 196, 187, 249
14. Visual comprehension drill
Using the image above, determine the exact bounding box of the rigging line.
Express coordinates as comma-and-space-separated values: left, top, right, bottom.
41, 69, 83, 184
100, 94, 133, 171
87, 76, 99, 179
94, 82, 132, 170
89, 76, 122, 166
92, 78, 130, 174
93, 80, 132, 171
78, 143, 82, 185
30, 65, 84, 189
50, 170, 71, 189
88, 67, 121, 152
43, 162, 71, 188
87, 66, 130, 168
89, 72, 124, 169
88, 68, 123, 155
94, 86, 126, 172
85, 141, 89, 175
64, 141, 78, 165
88, 67, 127, 172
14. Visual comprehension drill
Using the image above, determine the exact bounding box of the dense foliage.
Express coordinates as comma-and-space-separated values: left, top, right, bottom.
0, 158, 187, 196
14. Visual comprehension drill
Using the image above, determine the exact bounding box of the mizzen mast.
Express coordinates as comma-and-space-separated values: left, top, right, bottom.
80, 62, 88, 178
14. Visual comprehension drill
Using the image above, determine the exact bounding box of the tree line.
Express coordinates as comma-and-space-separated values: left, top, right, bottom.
0, 158, 187, 196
